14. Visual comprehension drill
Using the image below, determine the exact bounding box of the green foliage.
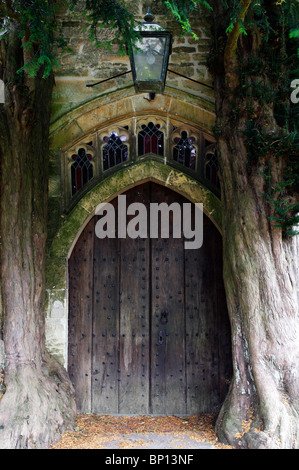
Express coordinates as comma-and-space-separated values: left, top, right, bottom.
0, 0, 142, 78
259, 163, 299, 237
243, 118, 299, 237
68, 0, 140, 55
0, 0, 214, 77
239, 1, 299, 237
290, 28, 299, 57
220, 0, 243, 32
214, 0, 299, 237
243, 119, 298, 162
287, 0, 299, 49
0, 0, 63, 78
163, 0, 212, 39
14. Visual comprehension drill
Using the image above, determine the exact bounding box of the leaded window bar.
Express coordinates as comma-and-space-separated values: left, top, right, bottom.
138, 122, 164, 157
205, 141, 219, 189
63, 116, 219, 208
172, 129, 197, 171
103, 131, 129, 171
70, 146, 94, 196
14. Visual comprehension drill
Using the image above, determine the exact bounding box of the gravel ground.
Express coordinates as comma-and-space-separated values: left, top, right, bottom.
51, 414, 234, 450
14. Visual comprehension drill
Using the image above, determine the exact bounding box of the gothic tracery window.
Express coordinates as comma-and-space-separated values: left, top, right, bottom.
138, 122, 164, 157
102, 132, 128, 171
66, 119, 219, 206
173, 130, 197, 170
71, 147, 94, 196
205, 142, 220, 189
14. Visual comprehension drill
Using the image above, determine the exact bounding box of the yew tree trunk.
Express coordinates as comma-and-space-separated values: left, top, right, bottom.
0, 26, 75, 449
215, 120, 299, 449
211, 3, 299, 449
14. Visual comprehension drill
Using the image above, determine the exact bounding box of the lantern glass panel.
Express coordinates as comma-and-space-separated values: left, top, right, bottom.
133, 36, 167, 81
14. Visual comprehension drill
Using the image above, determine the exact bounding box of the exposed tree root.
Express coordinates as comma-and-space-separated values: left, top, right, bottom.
0, 354, 76, 449
216, 382, 299, 449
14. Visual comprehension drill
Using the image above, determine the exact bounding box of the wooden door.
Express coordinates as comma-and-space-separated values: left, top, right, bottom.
68, 182, 232, 415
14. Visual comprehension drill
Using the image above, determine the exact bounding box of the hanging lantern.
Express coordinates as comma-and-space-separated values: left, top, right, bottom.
129, 8, 172, 93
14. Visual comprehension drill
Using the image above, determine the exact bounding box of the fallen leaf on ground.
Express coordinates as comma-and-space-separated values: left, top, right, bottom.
51, 414, 234, 449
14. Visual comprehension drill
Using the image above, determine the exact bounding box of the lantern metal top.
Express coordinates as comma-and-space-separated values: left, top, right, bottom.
144, 7, 154, 23
134, 8, 166, 32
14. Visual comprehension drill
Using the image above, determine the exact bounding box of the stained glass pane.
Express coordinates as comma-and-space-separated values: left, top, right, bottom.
138, 122, 164, 157
102, 132, 128, 171
71, 148, 94, 196
173, 131, 196, 170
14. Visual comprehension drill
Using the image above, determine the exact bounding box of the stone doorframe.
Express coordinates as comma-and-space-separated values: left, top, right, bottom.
45, 90, 221, 367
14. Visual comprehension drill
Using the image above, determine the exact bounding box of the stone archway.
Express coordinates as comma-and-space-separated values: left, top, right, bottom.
49, 89, 215, 151
47, 160, 222, 287
45, 160, 222, 367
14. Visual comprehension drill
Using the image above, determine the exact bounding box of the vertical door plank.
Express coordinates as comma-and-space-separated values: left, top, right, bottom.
184, 209, 203, 414
92, 225, 120, 414
119, 184, 150, 414
68, 218, 94, 413
150, 183, 186, 415
185, 215, 223, 413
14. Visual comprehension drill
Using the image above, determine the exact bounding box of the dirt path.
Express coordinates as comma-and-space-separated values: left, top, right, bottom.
51, 414, 234, 449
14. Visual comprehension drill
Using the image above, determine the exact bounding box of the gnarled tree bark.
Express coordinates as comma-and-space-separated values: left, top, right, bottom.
0, 26, 76, 449
210, 1, 299, 449
215, 122, 299, 448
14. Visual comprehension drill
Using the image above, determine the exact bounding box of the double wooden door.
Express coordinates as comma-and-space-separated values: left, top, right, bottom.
68, 182, 232, 415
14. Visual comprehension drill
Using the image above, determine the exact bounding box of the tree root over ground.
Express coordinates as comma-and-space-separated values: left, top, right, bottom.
0, 355, 76, 449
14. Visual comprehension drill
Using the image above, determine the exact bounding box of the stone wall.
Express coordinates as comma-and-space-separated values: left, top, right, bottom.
51, 0, 214, 123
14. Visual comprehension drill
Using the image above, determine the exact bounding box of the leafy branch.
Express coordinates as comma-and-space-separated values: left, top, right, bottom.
163, 0, 212, 39
69, 0, 140, 55
1, 0, 142, 78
